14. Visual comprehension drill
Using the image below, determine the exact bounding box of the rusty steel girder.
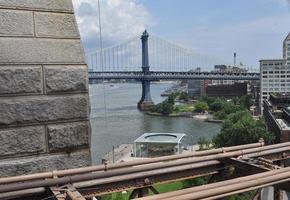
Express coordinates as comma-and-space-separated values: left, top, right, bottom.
76, 163, 221, 197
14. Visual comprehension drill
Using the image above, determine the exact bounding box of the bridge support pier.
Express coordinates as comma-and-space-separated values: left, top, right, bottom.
138, 30, 154, 111
138, 80, 154, 111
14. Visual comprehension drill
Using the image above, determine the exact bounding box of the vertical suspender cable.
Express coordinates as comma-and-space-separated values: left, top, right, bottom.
97, 0, 111, 162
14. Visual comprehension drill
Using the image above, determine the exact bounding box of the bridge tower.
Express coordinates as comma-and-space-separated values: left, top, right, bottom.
138, 30, 154, 110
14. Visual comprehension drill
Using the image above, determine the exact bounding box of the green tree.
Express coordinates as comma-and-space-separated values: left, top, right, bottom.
151, 101, 174, 115
214, 110, 227, 120
240, 95, 251, 110
213, 111, 274, 147
209, 98, 224, 112
179, 92, 189, 101
160, 101, 174, 114
194, 102, 208, 113
167, 94, 175, 105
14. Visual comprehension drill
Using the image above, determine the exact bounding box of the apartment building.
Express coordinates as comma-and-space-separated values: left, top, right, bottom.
260, 33, 290, 112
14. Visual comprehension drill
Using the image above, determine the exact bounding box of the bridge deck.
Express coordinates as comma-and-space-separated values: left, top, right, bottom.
88, 71, 260, 81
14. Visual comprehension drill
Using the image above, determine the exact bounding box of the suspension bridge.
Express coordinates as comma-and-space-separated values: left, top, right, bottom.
88, 30, 260, 110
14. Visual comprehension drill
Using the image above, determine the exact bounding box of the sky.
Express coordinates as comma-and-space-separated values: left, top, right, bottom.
72, 0, 290, 69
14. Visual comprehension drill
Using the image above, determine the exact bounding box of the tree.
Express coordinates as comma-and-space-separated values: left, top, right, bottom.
160, 101, 174, 114
214, 110, 227, 120
209, 98, 224, 112
167, 94, 175, 105
150, 101, 174, 115
213, 111, 274, 147
194, 102, 208, 113
240, 95, 251, 110
179, 92, 189, 101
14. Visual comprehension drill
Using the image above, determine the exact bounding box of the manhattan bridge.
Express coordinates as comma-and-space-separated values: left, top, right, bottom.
88, 30, 260, 109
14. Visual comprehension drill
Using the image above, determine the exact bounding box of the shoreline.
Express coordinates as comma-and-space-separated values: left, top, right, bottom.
145, 112, 223, 123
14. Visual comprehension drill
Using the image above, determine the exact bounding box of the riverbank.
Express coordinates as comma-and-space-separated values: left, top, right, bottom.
145, 111, 193, 118
145, 111, 223, 123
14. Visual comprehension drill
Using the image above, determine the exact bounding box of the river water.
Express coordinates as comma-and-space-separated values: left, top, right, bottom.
89, 83, 221, 164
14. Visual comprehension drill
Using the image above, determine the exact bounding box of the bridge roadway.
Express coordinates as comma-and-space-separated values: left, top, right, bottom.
88, 71, 260, 81
1, 141, 290, 200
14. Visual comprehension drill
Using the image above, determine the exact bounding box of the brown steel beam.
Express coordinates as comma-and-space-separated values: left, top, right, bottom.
77, 162, 221, 197
0, 141, 265, 185
50, 187, 66, 200
66, 185, 86, 200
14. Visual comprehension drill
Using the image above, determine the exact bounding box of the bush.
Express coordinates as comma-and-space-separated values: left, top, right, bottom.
214, 110, 227, 120
194, 102, 208, 113
150, 101, 174, 115
209, 98, 224, 112
197, 137, 212, 150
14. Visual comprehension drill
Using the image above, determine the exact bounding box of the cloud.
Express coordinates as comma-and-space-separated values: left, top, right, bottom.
184, 14, 290, 68
72, 0, 154, 51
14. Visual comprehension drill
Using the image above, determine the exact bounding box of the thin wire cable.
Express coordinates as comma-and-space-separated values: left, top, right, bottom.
97, 0, 111, 162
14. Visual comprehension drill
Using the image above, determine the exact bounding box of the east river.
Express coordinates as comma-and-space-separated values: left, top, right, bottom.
89, 83, 221, 164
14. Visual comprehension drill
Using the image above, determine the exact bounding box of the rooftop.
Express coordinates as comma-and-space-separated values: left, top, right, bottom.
259, 59, 286, 62
134, 133, 186, 144
276, 118, 290, 130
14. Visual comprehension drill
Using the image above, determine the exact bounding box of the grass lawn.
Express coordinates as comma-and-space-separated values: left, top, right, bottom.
174, 104, 194, 113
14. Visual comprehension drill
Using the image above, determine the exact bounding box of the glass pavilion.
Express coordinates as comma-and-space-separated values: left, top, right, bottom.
133, 133, 186, 158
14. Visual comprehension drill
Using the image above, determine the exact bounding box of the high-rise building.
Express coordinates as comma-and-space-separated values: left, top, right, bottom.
260, 33, 290, 112
283, 33, 290, 65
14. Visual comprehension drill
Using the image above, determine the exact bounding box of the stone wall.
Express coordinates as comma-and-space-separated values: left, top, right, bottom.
0, 0, 91, 176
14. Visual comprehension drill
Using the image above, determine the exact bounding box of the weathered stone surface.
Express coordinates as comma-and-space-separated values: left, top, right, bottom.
0, 95, 89, 126
0, 9, 33, 36
44, 65, 87, 93
0, 126, 45, 156
48, 122, 89, 152
0, 0, 73, 12
0, 66, 42, 95
0, 38, 85, 64
0, 150, 91, 177
35, 12, 79, 38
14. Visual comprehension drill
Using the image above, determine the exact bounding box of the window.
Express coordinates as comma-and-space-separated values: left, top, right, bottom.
263, 75, 267, 78
275, 71, 280, 74
263, 71, 268, 74
269, 71, 273, 74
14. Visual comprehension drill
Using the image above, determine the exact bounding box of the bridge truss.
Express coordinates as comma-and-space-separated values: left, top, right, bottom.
88, 71, 260, 81
1, 141, 290, 200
